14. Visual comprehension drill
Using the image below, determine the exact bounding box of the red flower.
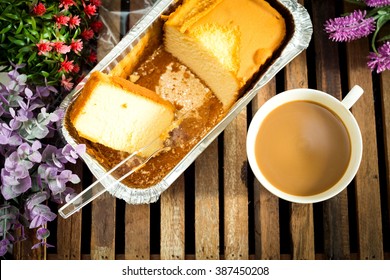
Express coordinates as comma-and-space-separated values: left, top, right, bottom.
59, 56, 74, 73
61, 74, 74, 91
52, 41, 71, 54
69, 15, 81, 29
84, 4, 97, 18
33, 3, 46, 16
87, 51, 97, 63
76, 75, 85, 84
72, 64, 80, 73
90, 0, 102, 7
59, 0, 76, 11
81, 28, 94, 40
36, 40, 52, 56
91, 20, 103, 33
70, 39, 83, 54
54, 15, 70, 28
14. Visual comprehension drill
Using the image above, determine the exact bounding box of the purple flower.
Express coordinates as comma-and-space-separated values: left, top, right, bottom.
1, 151, 34, 199
25, 192, 56, 229
41, 143, 85, 168
31, 227, 54, 250
28, 204, 57, 229
17, 141, 42, 163
0, 238, 11, 256
367, 41, 390, 73
38, 165, 80, 195
0, 122, 22, 147
61, 144, 86, 164
364, 0, 390, 7
52, 186, 76, 204
324, 10, 376, 42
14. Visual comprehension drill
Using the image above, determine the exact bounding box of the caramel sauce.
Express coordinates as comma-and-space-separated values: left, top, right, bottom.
66, 47, 224, 188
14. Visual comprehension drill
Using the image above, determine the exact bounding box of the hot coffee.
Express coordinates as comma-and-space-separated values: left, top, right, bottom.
254, 100, 351, 196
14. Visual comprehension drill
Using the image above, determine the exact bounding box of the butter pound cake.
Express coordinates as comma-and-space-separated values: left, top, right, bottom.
164, 0, 286, 110
69, 71, 175, 157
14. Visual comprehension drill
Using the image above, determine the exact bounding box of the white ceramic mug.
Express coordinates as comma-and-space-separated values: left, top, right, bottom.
246, 86, 364, 203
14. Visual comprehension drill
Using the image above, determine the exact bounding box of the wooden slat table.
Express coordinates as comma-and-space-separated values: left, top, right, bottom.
14, 0, 390, 260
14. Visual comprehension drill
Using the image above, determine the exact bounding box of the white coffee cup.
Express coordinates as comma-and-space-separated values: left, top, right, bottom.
246, 86, 364, 203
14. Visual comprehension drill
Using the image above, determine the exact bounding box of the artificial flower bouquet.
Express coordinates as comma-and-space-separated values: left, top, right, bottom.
0, 0, 103, 258
324, 0, 390, 73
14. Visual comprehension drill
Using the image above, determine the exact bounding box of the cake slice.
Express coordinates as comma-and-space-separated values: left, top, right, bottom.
164, 0, 286, 110
69, 71, 175, 157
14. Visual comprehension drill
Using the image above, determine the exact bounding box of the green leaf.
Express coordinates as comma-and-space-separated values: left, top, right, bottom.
15, 20, 23, 34
15, 51, 26, 59
0, 24, 12, 34
46, 60, 58, 65
7, 36, 25, 46
28, 29, 39, 37
367, 7, 383, 18
378, 34, 390, 42
372, 14, 390, 52
3, 13, 18, 20
41, 71, 50, 78
28, 52, 37, 63
30, 16, 36, 30
18, 45, 33, 53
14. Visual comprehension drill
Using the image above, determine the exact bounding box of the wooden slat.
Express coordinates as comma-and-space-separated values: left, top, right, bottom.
56, 162, 83, 259
115, 0, 153, 261
285, 32, 315, 259
224, 109, 249, 260
381, 71, 390, 223
252, 80, 280, 260
160, 175, 185, 260
90, 190, 116, 259
88, 0, 120, 261
344, 2, 383, 258
195, 140, 220, 260
311, 0, 350, 259
125, 204, 150, 260
13, 229, 44, 260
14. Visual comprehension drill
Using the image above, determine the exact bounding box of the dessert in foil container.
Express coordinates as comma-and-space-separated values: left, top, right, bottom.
60, 0, 313, 205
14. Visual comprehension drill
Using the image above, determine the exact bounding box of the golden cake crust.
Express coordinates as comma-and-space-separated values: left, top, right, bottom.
70, 71, 175, 125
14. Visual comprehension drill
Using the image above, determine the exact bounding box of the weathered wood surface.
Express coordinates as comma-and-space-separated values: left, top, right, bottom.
195, 140, 220, 260
252, 80, 280, 260
12, 0, 390, 260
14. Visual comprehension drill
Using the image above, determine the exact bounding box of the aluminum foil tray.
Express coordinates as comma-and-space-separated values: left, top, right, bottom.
60, 0, 313, 204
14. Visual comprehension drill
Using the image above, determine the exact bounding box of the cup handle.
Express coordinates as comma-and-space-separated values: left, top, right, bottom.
341, 85, 364, 110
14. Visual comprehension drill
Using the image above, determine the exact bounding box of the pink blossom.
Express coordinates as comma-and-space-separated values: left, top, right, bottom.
33, 3, 46, 16
61, 74, 74, 91
54, 15, 70, 28
70, 39, 83, 54
84, 4, 97, 18
52, 41, 71, 54
59, 56, 74, 73
90, 0, 102, 7
367, 41, 390, 73
36, 40, 52, 56
364, 0, 390, 7
91, 20, 103, 33
68, 15, 81, 29
81, 28, 94, 40
59, 0, 76, 11
87, 51, 97, 63
324, 10, 375, 42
